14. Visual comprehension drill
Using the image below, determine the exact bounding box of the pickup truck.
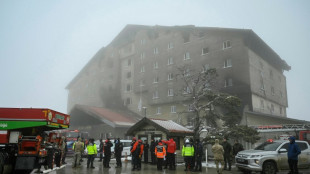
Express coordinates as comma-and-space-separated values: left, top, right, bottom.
235, 140, 310, 174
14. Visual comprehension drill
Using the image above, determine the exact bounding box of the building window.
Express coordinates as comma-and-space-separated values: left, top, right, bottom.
271, 104, 274, 113
140, 66, 145, 73
168, 89, 174, 96
153, 91, 159, 99
202, 64, 209, 73
168, 73, 173, 81
224, 78, 233, 87
184, 52, 190, 60
168, 42, 174, 49
202, 47, 209, 55
270, 70, 274, 79
126, 98, 132, 105
171, 106, 176, 113
153, 62, 158, 69
140, 39, 146, 45
271, 87, 275, 95
224, 59, 232, 68
127, 72, 131, 78
280, 91, 283, 98
140, 52, 145, 60
154, 48, 159, 54
153, 76, 159, 83
260, 99, 264, 109
184, 68, 190, 77
127, 59, 131, 66
260, 79, 265, 90
168, 57, 173, 65
126, 84, 131, 92
183, 86, 191, 94
223, 40, 231, 49
188, 104, 194, 112
156, 107, 161, 115
140, 80, 145, 87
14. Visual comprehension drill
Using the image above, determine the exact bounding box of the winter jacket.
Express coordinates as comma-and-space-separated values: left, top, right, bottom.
182, 143, 194, 156
86, 142, 97, 155
212, 139, 224, 160
222, 141, 232, 156
155, 142, 166, 158
162, 139, 176, 153
287, 136, 301, 161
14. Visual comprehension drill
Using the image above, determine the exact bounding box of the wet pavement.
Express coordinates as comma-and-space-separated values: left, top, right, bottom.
53, 157, 310, 174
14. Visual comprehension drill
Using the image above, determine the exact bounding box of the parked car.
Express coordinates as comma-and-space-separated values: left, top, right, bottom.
235, 140, 310, 174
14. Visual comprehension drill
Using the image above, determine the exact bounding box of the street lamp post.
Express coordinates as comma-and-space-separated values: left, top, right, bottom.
142, 107, 147, 118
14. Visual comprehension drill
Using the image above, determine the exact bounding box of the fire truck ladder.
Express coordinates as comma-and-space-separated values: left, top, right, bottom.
252, 124, 310, 133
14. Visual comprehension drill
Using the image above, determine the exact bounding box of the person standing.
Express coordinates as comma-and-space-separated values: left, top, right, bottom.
72, 137, 84, 168
212, 139, 224, 174
182, 139, 195, 171
98, 139, 103, 162
232, 140, 244, 157
162, 138, 176, 170
61, 137, 67, 165
103, 138, 113, 168
143, 140, 149, 163
131, 137, 141, 171
86, 138, 97, 169
287, 136, 301, 174
137, 140, 144, 170
150, 139, 156, 164
194, 139, 203, 172
155, 140, 166, 170
114, 138, 123, 168
222, 138, 232, 171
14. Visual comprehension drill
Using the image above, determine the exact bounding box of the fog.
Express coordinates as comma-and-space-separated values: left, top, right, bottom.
0, 0, 309, 121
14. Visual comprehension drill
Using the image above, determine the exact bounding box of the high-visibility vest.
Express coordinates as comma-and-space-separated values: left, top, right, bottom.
182, 143, 194, 156
155, 145, 166, 158
87, 143, 97, 155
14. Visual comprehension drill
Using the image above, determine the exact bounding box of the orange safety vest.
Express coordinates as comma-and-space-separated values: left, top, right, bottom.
155, 144, 166, 158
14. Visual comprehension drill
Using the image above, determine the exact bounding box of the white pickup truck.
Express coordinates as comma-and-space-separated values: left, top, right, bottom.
235, 140, 310, 174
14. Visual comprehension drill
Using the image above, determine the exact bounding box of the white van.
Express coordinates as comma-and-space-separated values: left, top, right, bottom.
111, 140, 132, 157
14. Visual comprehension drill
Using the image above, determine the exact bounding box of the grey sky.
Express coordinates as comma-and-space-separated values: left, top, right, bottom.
0, 0, 309, 121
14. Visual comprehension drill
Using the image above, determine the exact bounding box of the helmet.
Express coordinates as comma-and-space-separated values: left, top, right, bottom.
185, 139, 189, 143
138, 139, 142, 143
132, 137, 136, 141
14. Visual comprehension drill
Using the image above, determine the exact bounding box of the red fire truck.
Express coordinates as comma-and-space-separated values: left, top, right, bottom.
0, 108, 70, 174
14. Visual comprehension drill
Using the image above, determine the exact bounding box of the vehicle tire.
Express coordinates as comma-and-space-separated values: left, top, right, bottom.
0, 152, 4, 174
262, 161, 277, 174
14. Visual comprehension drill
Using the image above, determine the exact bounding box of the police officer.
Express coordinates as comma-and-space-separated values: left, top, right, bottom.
155, 140, 166, 170
72, 137, 84, 168
182, 139, 194, 171
103, 138, 113, 168
98, 139, 103, 162
212, 139, 224, 174
143, 140, 149, 163
222, 138, 232, 171
86, 138, 97, 169
194, 139, 203, 172
150, 139, 156, 164
114, 138, 123, 168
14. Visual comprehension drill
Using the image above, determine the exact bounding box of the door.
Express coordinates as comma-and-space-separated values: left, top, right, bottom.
277, 143, 289, 170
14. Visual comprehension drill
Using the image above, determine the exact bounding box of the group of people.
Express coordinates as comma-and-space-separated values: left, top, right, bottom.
130, 137, 177, 171
182, 138, 204, 172
71, 137, 123, 169
211, 138, 244, 174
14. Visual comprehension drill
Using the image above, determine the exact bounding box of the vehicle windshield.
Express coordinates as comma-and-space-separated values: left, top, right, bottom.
254, 142, 282, 151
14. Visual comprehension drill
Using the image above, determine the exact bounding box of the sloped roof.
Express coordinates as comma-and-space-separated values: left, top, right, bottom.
150, 118, 193, 133
70, 105, 139, 128
126, 117, 194, 136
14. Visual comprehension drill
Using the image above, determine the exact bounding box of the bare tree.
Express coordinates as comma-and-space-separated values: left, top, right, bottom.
175, 65, 241, 140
